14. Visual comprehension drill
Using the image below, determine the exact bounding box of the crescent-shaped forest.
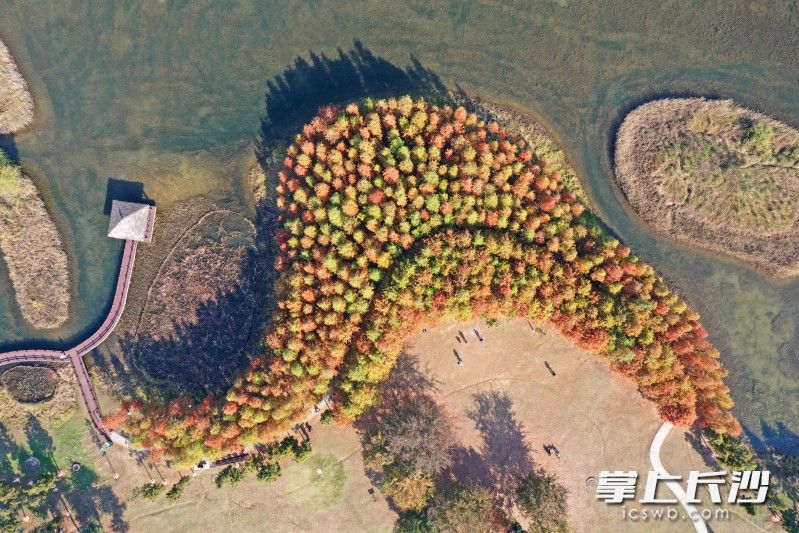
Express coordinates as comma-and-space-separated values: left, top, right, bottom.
115, 96, 739, 466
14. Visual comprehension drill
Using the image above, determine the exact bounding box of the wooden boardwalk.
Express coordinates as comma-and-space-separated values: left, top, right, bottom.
0, 240, 138, 441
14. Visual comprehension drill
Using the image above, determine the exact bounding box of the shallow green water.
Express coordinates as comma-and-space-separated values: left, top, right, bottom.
1, 0, 797, 451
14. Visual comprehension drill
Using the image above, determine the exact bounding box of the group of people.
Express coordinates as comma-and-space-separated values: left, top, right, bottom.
452, 328, 486, 366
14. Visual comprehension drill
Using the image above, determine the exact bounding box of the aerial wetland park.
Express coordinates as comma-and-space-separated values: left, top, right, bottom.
0, 2, 798, 532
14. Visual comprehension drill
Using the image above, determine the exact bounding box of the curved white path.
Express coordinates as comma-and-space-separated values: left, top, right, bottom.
649, 422, 707, 533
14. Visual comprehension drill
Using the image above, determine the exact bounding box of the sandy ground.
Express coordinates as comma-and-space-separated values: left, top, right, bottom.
404, 317, 778, 533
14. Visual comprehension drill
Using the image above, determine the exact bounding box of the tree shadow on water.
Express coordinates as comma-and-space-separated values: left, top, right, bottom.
0, 134, 19, 162
759, 421, 799, 455
257, 39, 446, 156
741, 420, 799, 455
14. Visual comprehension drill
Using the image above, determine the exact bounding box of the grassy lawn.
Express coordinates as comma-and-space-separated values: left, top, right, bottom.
50, 411, 97, 476
283, 453, 347, 512
121, 425, 394, 533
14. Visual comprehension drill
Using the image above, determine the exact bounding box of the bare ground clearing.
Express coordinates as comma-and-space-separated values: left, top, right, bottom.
404, 317, 773, 532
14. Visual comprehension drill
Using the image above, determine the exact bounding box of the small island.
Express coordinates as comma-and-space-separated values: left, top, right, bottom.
0, 40, 70, 329
0, 39, 33, 134
614, 97, 799, 277
0, 151, 70, 328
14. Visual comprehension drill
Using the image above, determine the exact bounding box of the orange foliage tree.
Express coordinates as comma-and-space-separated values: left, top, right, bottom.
118, 96, 739, 466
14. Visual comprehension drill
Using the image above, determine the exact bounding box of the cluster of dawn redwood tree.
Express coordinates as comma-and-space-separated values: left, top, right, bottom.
115, 96, 739, 465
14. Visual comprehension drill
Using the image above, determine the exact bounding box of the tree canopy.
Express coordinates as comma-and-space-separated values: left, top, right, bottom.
118, 95, 740, 465
515, 469, 569, 532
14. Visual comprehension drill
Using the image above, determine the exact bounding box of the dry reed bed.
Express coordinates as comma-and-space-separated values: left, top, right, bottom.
129, 210, 258, 392
0, 162, 70, 328
614, 97, 799, 277
0, 41, 69, 328
0, 39, 33, 134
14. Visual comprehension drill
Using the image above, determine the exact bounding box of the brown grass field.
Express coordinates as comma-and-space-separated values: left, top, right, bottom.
404, 318, 780, 532
125, 210, 259, 397
8, 318, 787, 532
614, 98, 799, 277
104, 424, 395, 533
0, 166, 70, 329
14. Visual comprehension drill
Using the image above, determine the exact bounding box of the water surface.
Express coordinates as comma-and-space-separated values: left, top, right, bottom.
1, 0, 797, 450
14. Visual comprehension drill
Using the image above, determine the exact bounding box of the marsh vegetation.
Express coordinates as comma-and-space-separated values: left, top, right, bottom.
126, 209, 259, 398
615, 98, 799, 277
0, 150, 70, 329
0, 39, 33, 134
0, 365, 58, 403
0, 364, 76, 427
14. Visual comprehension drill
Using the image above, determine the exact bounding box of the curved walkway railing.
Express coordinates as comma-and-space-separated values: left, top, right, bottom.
0, 240, 139, 441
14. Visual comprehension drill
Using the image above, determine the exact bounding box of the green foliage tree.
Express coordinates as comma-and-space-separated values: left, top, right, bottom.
781, 508, 799, 533
426, 482, 504, 533
255, 461, 281, 482
34, 515, 65, 533
514, 469, 569, 532
267, 436, 312, 462
132, 481, 166, 500
80, 522, 104, 533
702, 429, 758, 471
214, 465, 247, 488
1, 474, 58, 531
165, 476, 192, 501
382, 469, 434, 512
394, 510, 433, 533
